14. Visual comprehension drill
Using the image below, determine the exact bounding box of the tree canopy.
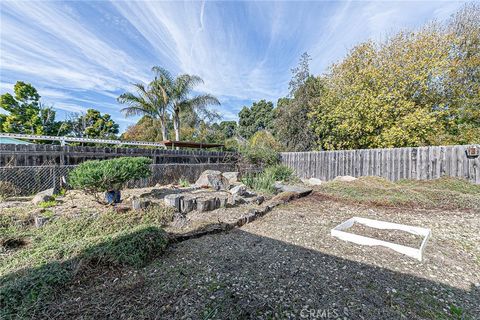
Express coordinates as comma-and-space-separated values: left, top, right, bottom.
0, 81, 62, 135
237, 100, 275, 140
308, 3, 480, 149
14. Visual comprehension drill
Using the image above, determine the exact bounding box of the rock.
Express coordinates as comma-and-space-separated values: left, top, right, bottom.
222, 172, 239, 184
274, 183, 312, 197
216, 195, 229, 208
255, 195, 265, 205
32, 188, 55, 205
131, 198, 152, 211
196, 197, 217, 212
164, 194, 183, 210
34, 216, 49, 228
333, 175, 357, 182
304, 178, 323, 186
195, 170, 229, 191
180, 196, 196, 213
229, 184, 247, 196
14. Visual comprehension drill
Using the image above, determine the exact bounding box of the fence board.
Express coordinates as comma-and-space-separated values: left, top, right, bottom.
281, 145, 480, 184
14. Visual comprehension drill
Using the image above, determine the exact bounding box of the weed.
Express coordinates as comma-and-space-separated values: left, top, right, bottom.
39, 200, 56, 208
178, 178, 190, 187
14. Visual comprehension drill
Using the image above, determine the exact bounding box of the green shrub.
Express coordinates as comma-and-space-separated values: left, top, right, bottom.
249, 130, 283, 151
241, 165, 297, 194
239, 145, 279, 167
68, 157, 152, 193
263, 165, 296, 182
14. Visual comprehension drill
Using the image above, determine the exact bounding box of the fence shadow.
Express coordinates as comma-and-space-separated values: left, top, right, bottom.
3, 226, 477, 319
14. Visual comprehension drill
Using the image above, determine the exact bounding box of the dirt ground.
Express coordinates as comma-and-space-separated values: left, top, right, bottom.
39, 191, 480, 320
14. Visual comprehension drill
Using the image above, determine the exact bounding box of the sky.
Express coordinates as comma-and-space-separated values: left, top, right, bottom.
0, 0, 467, 132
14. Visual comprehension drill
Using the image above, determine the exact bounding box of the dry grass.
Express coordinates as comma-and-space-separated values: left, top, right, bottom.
316, 176, 480, 211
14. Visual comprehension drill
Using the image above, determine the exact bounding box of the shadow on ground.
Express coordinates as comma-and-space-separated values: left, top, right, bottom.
5, 227, 476, 320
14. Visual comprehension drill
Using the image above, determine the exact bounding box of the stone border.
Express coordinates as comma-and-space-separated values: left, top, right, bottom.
168, 190, 312, 243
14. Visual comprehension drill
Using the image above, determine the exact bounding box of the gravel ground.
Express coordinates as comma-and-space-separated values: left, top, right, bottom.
41, 192, 480, 320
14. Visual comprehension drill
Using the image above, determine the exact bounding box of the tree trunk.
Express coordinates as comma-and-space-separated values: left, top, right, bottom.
160, 118, 168, 141
173, 111, 180, 141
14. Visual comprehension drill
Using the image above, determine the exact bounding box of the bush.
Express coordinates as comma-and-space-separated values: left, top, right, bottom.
249, 130, 283, 151
68, 157, 152, 193
239, 145, 279, 167
263, 165, 296, 182
0, 181, 19, 200
241, 165, 297, 194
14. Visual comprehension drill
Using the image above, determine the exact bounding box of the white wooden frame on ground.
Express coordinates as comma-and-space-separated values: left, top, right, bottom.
331, 217, 431, 261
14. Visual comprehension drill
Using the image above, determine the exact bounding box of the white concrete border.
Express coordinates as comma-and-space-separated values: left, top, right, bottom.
331, 217, 431, 261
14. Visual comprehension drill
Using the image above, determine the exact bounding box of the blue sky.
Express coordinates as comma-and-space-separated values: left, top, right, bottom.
0, 0, 467, 132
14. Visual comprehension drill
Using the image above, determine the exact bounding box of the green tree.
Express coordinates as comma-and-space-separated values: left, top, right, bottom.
151, 66, 220, 142
66, 109, 119, 139
274, 53, 321, 151
0, 81, 63, 135
237, 100, 274, 139
118, 70, 170, 141
308, 3, 480, 149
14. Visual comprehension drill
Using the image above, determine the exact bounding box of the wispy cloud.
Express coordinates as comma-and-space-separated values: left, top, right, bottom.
0, 0, 466, 131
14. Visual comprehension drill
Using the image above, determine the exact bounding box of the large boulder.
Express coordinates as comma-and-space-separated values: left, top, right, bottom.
222, 172, 239, 184
32, 188, 55, 205
333, 175, 357, 182
195, 170, 229, 191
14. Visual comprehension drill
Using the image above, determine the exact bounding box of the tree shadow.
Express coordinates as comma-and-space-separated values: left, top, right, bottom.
2, 225, 476, 319
0, 226, 168, 319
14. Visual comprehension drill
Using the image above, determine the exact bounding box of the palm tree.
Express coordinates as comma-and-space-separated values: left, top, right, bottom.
117, 78, 169, 141
152, 66, 220, 141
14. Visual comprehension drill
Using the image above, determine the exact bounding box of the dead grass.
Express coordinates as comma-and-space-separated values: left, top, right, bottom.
316, 176, 480, 210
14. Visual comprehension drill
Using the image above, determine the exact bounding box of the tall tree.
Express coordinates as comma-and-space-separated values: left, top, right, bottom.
118, 70, 170, 141
237, 100, 274, 139
151, 66, 220, 141
0, 81, 63, 135
274, 53, 320, 151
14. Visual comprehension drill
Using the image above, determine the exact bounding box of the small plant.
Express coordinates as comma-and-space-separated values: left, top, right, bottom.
0, 181, 19, 200
39, 200, 56, 209
68, 157, 152, 203
178, 178, 190, 187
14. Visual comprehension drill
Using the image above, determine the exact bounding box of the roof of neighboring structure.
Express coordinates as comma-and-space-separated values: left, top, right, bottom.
162, 140, 224, 149
0, 137, 33, 145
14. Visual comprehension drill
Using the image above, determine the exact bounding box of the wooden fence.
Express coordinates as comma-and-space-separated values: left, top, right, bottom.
0, 144, 236, 166
281, 145, 480, 184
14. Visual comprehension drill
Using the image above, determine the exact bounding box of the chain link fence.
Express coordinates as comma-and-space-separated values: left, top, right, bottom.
0, 163, 247, 197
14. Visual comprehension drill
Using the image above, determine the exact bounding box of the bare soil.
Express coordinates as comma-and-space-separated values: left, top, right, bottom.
37, 191, 480, 320
347, 222, 425, 248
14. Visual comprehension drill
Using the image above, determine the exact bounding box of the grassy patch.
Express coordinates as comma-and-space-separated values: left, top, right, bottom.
0, 205, 173, 318
316, 176, 480, 210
